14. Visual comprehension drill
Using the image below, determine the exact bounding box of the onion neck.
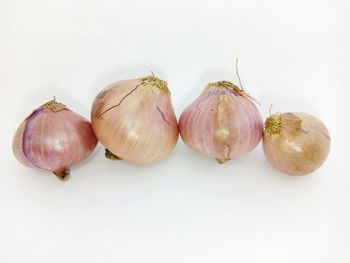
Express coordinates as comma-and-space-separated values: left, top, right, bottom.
141, 74, 170, 94
42, 98, 67, 112
206, 81, 256, 104
264, 114, 282, 135
209, 81, 240, 91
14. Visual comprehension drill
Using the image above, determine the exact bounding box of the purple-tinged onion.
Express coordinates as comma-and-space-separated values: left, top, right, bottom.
91, 74, 179, 164
263, 112, 331, 175
179, 81, 263, 163
12, 99, 98, 180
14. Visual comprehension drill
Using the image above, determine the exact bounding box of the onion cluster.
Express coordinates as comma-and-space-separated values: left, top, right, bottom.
12, 71, 331, 179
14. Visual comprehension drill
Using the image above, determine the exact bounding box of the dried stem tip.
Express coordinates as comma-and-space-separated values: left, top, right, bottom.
42, 98, 67, 112
207, 81, 257, 104
141, 74, 170, 94
209, 80, 240, 91
264, 114, 282, 135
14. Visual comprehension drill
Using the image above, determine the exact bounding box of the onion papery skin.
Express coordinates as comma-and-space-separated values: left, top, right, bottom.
179, 81, 263, 162
12, 99, 98, 180
263, 112, 331, 176
91, 75, 179, 164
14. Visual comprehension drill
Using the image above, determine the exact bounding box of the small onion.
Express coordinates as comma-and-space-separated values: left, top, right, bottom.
91, 74, 179, 164
179, 81, 263, 163
12, 98, 98, 180
263, 112, 331, 175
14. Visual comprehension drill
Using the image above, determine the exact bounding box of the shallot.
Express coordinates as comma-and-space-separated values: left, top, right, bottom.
12, 98, 98, 180
179, 80, 263, 163
263, 111, 331, 175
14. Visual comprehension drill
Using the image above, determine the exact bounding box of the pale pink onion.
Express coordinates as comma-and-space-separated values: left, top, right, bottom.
91, 75, 179, 164
179, 81, 263, 163
263, 112, 331, 175
12, 99, 98, 180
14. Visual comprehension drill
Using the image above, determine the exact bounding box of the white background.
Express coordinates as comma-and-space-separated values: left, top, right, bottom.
1, 0, 349, 262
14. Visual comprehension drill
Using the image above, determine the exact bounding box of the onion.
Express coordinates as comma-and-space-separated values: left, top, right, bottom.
179, 80, 263, 163
91, 74, 179, 164
263, 112, 331, 175
12, 98, 98, 180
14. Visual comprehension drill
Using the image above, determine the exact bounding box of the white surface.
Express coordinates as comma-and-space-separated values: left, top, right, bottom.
1, 0, 349, 262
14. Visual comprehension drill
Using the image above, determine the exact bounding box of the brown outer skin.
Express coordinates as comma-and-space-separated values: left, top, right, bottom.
263, 112, 331, 176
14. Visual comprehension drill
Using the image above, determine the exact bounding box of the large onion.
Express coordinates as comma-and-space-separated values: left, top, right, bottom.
91, 74, 179, 164
179, 81, 263, 163
12, 99, 98, 180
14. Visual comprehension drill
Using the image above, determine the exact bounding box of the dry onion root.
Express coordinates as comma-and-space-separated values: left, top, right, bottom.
263, 112, 331, 175
91, 74, 179, 164
179, 80, 263, 163
12, 98, 98, 180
